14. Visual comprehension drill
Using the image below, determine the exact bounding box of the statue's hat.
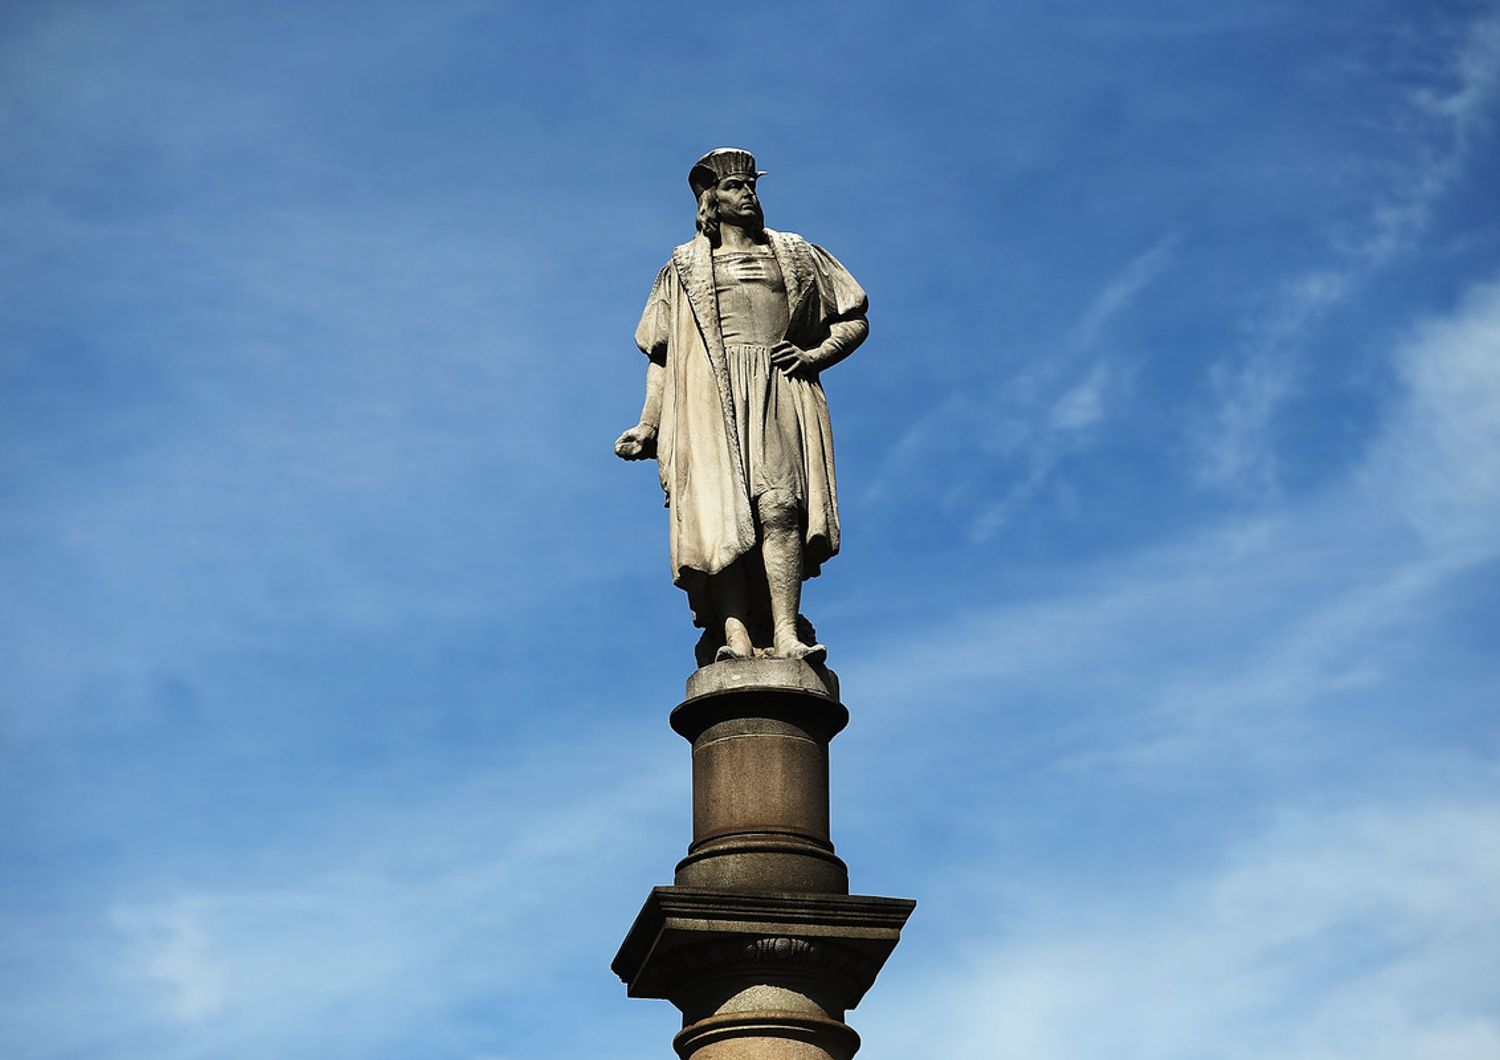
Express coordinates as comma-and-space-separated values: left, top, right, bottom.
689, 148, 766, 198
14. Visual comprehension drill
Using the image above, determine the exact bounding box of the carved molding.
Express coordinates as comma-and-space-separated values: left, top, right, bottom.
656, 934, 880, 989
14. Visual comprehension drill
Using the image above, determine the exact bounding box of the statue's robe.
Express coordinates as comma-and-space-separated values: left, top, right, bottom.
635, 229, 867, 627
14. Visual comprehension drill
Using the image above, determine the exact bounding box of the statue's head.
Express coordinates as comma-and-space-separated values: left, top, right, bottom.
689, 147, 767, 243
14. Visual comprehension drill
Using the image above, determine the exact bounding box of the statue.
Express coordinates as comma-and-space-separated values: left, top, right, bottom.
615, 148, 869, 667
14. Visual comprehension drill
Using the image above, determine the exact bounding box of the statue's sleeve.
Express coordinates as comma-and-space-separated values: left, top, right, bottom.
807, 243, 868, 323
804, 243, 868, 371
634, 263, 674, 363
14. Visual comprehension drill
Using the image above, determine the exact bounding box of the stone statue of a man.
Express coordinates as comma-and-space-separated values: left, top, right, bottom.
615, 148, 869, 667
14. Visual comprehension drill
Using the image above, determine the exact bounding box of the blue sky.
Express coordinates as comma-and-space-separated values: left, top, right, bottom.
3, 1, 1499, 1057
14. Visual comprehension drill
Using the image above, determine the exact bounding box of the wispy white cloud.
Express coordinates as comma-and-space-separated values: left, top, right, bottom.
1066, 236, 1179, 355
863, 788, 1500, 1060
966, 359, 1124, 541
1367, 274, 1500, 560
1192, 12, 1500, 497
1192, 347, 1298, 499
838, 264, 1500, 1060
1419, 14, 1500, 124
962, 234, 1174, 539
112, 901, 228, 1022
1049, 361, 1109, 431
864, 236, 1171, 536
16, 746, 680, 1060
1352, 15, 1500, 269
851, 266, 1500, 755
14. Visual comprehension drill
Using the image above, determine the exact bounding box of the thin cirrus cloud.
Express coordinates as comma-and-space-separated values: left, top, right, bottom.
861, 793, 1500, 1060
862, 233, 1174, 533
836, 269, 1500, 1059
1193, 13, 1500, 498
844, 265, 1500, 747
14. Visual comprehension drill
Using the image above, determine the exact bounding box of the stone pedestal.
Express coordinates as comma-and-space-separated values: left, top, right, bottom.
616, 660, 914, 1059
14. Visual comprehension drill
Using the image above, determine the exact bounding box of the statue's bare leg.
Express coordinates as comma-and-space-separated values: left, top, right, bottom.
758, 490, 826, 663
708, 565, 755, 661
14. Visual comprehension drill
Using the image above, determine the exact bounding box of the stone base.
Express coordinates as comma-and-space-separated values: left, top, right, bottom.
617, 660, 911, 1057
672, 664, 851, 894
685, 658, 840, 702
614, 887, 915, 1060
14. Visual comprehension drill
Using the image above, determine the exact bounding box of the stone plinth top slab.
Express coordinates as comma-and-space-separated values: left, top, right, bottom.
614, 886, 916, 1005
671, 677, 849, 744
686, 658, 840, 701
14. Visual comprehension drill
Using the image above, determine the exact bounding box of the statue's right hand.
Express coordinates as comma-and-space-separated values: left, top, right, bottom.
614, 424, 658, 461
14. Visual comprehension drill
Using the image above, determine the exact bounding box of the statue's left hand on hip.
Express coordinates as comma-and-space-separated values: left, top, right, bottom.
770, 342, 815, 380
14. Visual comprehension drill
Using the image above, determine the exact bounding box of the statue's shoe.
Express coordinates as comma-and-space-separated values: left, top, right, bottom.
778, 641, 827, 666
714, 644, 753, 663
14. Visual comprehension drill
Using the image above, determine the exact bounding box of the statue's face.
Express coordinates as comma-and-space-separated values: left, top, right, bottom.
715, 174, 763, 227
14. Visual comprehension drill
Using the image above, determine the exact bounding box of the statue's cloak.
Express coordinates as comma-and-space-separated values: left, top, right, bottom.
634, 229, 867, 618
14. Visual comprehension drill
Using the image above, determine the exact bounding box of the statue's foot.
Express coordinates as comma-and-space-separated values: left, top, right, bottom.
715, 643, 753, 663
775, 641, 827, 666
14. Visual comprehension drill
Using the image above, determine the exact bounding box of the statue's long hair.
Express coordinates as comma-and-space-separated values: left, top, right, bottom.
696, 186, 764, 245
695, 187, 721, 243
